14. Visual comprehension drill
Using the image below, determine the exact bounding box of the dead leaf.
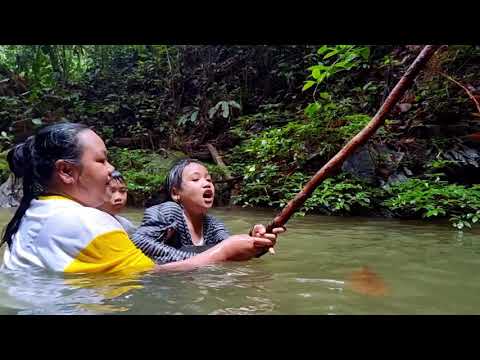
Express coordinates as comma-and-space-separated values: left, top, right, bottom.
347, 266, 390, 297
465, 132, 480, 142
397, 103, 413, 113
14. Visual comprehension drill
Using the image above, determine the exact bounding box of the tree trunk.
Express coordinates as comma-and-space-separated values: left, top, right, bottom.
206, 143, 233, 181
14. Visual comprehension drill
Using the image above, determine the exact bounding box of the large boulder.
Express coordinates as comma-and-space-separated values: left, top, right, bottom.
342, 143, 413, 187
341, 145, 377, 184
438, 142, 480, 185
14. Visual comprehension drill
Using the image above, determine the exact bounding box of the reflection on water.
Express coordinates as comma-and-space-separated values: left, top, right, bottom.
1, 206, 480, 314
0, 267, 146, 315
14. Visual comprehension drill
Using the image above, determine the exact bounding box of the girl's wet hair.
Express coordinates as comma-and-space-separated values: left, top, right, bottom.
1, 122, 89, 248
110, 170, 126, 184
164, 158, 203, 202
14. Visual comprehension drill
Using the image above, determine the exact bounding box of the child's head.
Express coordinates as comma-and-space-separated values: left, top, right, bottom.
100, 170, 128, 215
165, 158, 214, 214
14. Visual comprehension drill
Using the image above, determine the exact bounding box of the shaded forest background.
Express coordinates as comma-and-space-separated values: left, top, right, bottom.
1, 45, 480, 229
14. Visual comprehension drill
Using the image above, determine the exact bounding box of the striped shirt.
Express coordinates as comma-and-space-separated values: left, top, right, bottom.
131, 201, 230, 264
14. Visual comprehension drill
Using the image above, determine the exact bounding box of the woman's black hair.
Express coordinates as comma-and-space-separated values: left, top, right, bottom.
164, 158, 203, 202
1, 122, 89, 248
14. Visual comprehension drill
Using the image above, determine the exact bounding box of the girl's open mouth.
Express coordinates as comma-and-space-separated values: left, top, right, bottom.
203, 189, 214, 200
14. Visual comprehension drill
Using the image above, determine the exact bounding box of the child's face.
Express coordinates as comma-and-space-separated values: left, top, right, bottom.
102, 179, 128, 215
172, 163, 215, 214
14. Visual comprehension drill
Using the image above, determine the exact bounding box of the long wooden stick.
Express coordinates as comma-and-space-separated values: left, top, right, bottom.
264, 45, 441, 235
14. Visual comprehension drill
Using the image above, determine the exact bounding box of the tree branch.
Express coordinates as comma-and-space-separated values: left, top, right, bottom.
263, 45, 441, 235
439, 72, 480, 114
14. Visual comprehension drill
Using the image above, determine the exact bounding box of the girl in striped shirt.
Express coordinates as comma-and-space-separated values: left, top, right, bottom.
132, 159, 285, 264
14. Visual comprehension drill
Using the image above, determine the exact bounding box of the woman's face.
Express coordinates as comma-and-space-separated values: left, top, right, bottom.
173, 162, 215, 215
75, 130, 115, 207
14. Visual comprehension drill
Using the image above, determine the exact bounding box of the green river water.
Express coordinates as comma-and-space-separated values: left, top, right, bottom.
0, 206, 479, 315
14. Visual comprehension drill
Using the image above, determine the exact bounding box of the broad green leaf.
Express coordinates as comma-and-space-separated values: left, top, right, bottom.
222, 102, 229, 118
345, 53, 358, 63
312, 64, 328, 71
323, 49, 339, 59
208, 107, 216, 119
190, 111, 198, 123
312, 67, 321, 80
302, 81, 315, 91
319, 92, 331, 100
317, 45, 329, 55
359, 47, 370, 60
317, 72, 327, 83
229, 100, 241, 110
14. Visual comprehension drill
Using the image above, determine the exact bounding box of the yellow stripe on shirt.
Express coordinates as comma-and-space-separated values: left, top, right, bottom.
64, 230, 155, 274
38, 195, 76, 202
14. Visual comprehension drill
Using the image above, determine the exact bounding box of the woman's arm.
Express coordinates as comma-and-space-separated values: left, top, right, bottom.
153, 233, 276, 272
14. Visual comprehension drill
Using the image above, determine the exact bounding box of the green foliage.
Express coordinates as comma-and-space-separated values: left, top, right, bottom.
450, 211, 480, 231
0, 45, 91, 94
229, 102, 374, 211
1, 44, 479, 233
300, 174, 375, 215
0, 45, 168, 95
383, 178, 480, 229
229, 110, 293, 139
177, 107, 199, 127
303, 45, 370, 92
208, 100, 241, 119
229, 97, 370, 178
108, 147, 185, 204
121, 170, 166, 196
228, 97, 382, 217
336, 114, 372, 140
279, 172, 376, 216
204, 163, 232, 182
233, 169, 377, 216
427, 159, 457, 170
107, 147, 227, 205
0, 129, 14, 151
232, 163, 282, 207
233, 120, 314, 166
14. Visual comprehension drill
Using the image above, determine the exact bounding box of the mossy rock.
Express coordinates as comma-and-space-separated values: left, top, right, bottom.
0, 152, 10, 184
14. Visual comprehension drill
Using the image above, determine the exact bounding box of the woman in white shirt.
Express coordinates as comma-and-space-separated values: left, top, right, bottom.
1, 123, 278, 274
